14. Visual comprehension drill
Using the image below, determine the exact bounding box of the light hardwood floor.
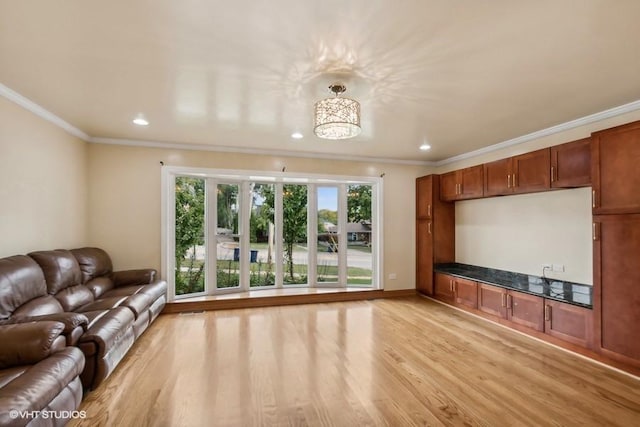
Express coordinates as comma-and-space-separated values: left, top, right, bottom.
71, 297, 640, 426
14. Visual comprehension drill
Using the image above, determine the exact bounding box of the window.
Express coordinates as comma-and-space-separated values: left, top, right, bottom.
162, 167, 382, 300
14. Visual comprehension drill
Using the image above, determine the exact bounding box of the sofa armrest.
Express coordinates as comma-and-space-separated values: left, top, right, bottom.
9, 312, 89, 333
112, 269, 157, 287
0, 322, 66, 369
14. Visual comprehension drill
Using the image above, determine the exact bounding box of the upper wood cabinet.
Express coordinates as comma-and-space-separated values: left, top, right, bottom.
550, 138, 591, 188
592, 121, 640, 214
440, 165, 483, 201
483, 149, 551, 197
416, 175, 433, 219
415, 176, 455, 296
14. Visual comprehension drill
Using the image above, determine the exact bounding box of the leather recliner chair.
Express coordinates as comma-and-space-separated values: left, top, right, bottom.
0, 321, 84, 427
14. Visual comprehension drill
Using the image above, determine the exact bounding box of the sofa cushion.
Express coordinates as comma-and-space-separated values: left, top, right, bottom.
54, 284, 95, 312
85, 276, 115, 298
76, 296, 127, 313
0, 255, 47, 320
11, 295, 64, 318
71, 247, 113, 284
102, 285, 146, 298
0, 366, 27, 389
28, 250, 83, 294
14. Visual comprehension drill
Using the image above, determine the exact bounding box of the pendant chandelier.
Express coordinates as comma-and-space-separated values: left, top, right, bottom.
313, 84, 361, 140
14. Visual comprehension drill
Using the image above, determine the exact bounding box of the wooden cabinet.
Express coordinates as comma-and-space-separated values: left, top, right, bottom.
434, 273, 455, 303
544, 300, 593, 349
509, 292, 544, 332
550, 138, 591, 188
593, 214, 640, 365
477, 284, 544, 332
435, 273, 478, 309
416, 175, 433, 219
592, 121, 640, 215
415, 176, 455, 295
439, 165, 483, 201
483, 149, 551, 197
453, 277, 478, 310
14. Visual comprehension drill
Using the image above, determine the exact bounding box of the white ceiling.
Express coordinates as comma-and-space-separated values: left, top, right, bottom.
2, 1, 640, 162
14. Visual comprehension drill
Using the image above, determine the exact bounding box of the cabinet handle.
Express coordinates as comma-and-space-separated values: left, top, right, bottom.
550, 166, 555, 183
513, 173, 517, 187
506, 294, 512, 309
428, 222, 431, 234
501, 293, 506, 307
592, 190, 596, 209
427, 204, 431, 217
507, 174, 511, 188
592, 223, 597, 241
544, 305, 551, 322
450, 280, 453, 293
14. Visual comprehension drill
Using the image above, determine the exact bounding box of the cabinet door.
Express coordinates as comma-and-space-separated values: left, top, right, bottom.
439, 171, 458, 202
551, 138, 591, 188
513, 148, 551, 194
478, 284, 507, 318
592, 121, 640, 214
458, 165, 484, 200
594, 214, 640, 363
434, 273, 454, 303
483, 158, 511, 197
544, 300, 593, 348
416, 176, 433, 219
508, 292, 544, 331
416, 220, 433, 295
454, 277, 478, 309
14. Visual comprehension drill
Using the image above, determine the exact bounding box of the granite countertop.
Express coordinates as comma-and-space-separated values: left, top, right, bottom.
434, 263, 593, 309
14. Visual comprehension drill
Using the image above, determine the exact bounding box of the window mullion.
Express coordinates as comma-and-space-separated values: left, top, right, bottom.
338, 184, 348, 287
308, 184, 318, 287
206, 178, 218, 294
275, 184, 284, 288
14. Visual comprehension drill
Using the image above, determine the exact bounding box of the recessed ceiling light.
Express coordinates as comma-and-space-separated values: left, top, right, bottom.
133, 116, 149, 126
291, 132, 303, 139
419, 143, 431, 151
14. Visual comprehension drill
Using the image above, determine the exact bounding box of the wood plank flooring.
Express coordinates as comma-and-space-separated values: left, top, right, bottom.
70, 297, 640, 427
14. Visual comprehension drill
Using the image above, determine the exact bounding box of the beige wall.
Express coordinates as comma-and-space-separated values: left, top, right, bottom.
0, 97, 88, 257
435, 109, 640, 286
87, 143, 430, 290
456, 188, 592, 284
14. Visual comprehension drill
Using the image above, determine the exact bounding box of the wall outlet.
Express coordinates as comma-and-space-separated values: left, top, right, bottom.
388, 273, 397, 280
552, 264, 565, 272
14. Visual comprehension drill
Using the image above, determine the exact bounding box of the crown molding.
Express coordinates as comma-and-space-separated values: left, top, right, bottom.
89, 137, 433, 166
0, 83, 90, 142
434, 99, 640, 167
3, 82, 640, 168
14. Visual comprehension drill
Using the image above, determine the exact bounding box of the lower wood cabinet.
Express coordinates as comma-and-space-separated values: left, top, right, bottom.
477, 284, 544, 332
436, 277, 594, 348
435, 273, 478, 309
544, 300, 593, 349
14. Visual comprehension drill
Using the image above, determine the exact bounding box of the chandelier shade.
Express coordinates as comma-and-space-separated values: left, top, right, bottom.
313, 84, 361, 140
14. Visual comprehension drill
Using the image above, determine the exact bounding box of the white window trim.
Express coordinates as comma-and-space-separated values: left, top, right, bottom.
161, 166, 383, 301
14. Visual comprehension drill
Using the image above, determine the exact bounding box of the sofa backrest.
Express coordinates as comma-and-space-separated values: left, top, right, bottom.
0, 255, 48, 320
70, 247, 115, 298
70, 247, 113, 283
28, 250, 94, 312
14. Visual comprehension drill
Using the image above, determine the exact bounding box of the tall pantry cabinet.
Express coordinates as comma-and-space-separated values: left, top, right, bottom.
416, 175, 455, 295
592, 120, 640, 367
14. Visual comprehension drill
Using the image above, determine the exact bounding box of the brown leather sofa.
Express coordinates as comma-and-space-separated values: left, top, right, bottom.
0, 321, 84, 427
0, 248, 166, 392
